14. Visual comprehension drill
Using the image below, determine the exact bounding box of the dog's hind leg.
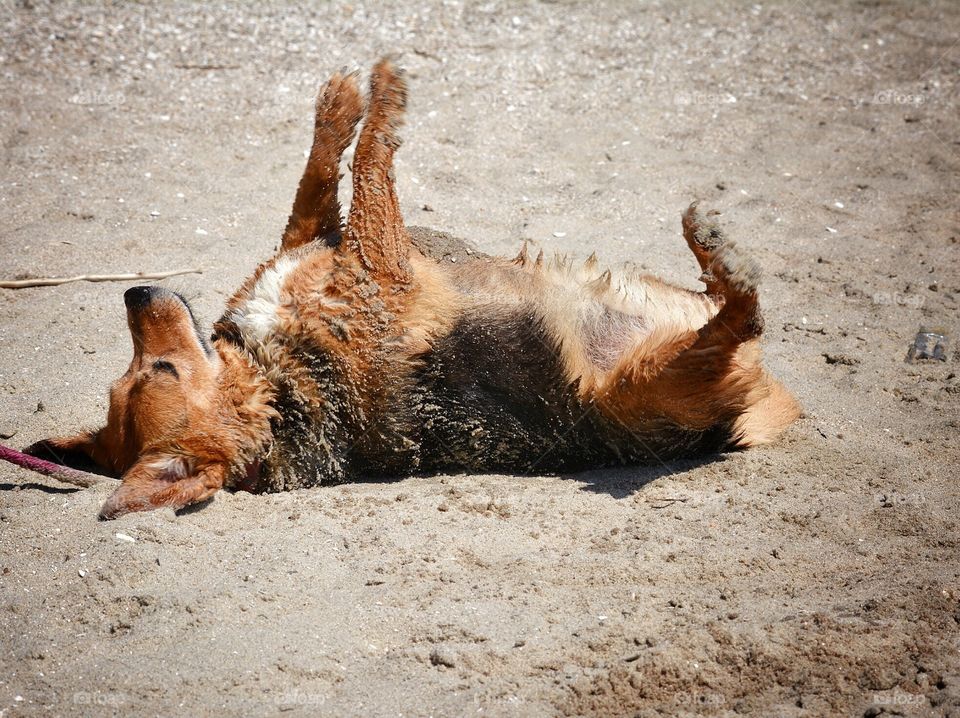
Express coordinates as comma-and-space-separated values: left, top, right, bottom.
592, 205, 794, 443
344, 59, 412, 283
280, 71, 364, 252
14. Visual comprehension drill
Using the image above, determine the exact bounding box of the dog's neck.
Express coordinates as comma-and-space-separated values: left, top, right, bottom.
210, 316, 368, 492
210, 336, 278, 490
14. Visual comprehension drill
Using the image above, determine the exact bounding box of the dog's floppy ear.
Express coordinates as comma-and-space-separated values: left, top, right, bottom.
98, 452, 226, 520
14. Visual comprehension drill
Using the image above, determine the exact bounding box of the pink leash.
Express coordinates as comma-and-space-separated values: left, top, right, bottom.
0, 444, 107, 488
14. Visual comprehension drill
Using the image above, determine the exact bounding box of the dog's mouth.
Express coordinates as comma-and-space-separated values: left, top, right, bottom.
124, 286, 212, 358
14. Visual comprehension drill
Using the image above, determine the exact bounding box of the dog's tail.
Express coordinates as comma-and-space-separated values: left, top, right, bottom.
281, 70, 364, 252
344, 59, 412, 283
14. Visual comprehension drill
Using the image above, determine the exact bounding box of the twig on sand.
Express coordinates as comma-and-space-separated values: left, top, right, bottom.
0, 268, 202, 289
648, 496, 691, 509
174, 63, 241, 70
0, 444, 109, 488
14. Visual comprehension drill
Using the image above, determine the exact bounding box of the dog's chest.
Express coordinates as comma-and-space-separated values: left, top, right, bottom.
227, 255, 303, 350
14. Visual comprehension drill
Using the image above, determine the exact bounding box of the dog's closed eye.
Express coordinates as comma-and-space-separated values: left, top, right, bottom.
152, 360, 179, 379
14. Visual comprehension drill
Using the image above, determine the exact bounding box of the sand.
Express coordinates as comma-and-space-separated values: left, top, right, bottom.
1, 1, 958, 716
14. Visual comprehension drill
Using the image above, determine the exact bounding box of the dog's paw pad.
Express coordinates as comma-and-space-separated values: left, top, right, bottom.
682, 202, 728, 254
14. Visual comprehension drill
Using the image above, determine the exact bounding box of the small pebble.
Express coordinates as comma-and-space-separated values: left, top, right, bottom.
115, 532, 135, 543
429, 647, 456, 668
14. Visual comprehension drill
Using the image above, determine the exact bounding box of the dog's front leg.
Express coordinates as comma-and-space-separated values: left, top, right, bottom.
98, 456, 226, 520
281, 71, 364, 252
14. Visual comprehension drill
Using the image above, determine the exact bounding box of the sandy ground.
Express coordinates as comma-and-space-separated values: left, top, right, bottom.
1, 1, 959, 716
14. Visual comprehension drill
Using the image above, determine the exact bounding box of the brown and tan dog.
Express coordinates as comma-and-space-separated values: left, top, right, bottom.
24, 60, 800, 519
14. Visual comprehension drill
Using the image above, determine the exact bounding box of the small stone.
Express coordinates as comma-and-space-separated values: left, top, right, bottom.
429, 647, 456, 668
115, 532, 135, 543
78, 569, 87, 578
823, 353, 859, 366
906, 329, 948, 363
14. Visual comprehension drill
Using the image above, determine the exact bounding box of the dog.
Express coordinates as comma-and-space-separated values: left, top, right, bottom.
24, 60, 800, 519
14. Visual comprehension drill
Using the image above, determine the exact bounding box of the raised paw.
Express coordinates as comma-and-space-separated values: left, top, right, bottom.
281, 70, 364, 252
313, 70, 364, 157
681, 202, 728, 289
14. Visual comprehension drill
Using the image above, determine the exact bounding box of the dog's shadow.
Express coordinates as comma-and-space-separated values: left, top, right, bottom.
1, 444, 114, 495
555, 454, 725, 499
1, 453, 729, 509
0, 482, 79, 495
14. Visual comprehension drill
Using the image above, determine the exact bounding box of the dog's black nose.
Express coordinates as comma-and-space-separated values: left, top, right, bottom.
124, 286, 154, 311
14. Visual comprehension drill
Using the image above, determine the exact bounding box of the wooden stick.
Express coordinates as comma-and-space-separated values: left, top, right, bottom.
0, 268, 202, 289
174, 63, 241, 71
0, 444, 109, 488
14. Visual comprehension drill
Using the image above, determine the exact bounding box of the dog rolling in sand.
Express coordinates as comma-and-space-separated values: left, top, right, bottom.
21, 60, 800, 519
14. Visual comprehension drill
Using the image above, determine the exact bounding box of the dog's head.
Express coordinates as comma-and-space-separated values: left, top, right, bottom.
27, 286, 232, 518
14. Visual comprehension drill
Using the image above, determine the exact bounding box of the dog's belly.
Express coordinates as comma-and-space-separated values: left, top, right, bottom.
393, 308, 735, 475
403, 305, 623, 474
